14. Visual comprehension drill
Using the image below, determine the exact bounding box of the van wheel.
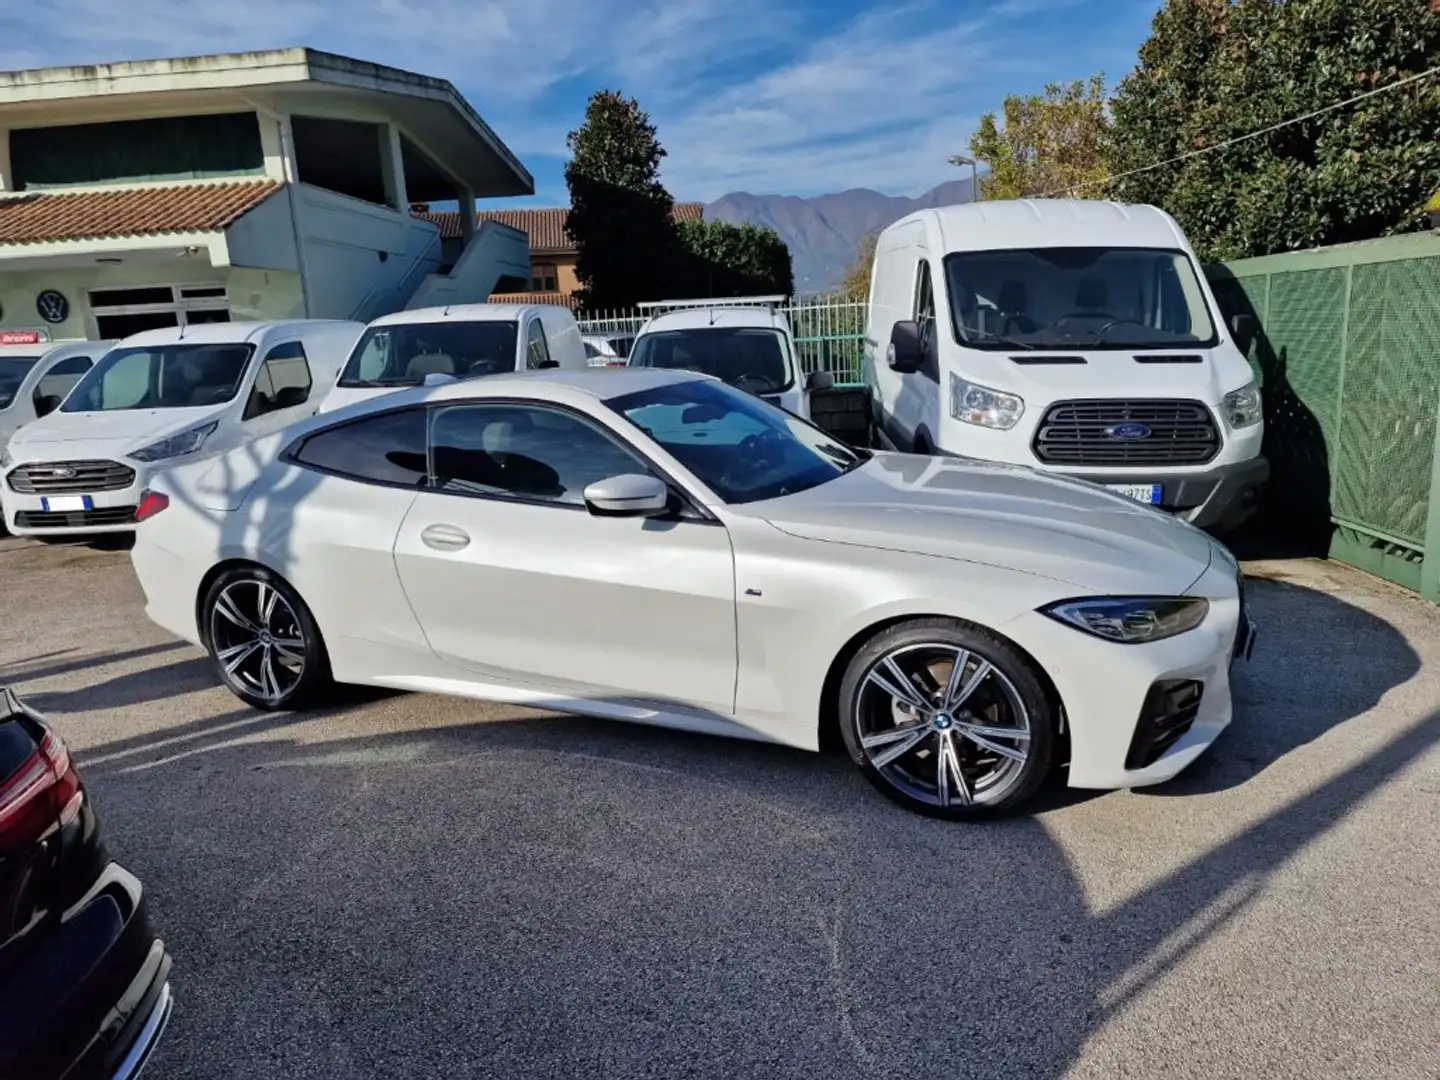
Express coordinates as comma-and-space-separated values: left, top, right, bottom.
202, 566, 332, 710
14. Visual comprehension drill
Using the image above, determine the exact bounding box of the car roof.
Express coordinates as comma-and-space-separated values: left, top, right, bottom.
640, 307, 788, 333
368, 304, 557, 327
888, 198, 1187, 253
114, 320, 360, 348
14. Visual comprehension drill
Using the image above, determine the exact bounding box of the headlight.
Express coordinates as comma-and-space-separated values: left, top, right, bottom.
1041, 596, 1209, 644
950, 375, 1024, 429
0, 448, 10, 471
128, 420, 219, 463
1221, 382, 1262, 428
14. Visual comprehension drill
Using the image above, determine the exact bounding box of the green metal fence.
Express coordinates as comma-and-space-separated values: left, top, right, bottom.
578, 296, 869, 383
1207, 231, 1440, 597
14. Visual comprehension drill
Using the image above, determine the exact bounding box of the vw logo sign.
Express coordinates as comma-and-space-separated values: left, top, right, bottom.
36, 290, 69, 325
1105, 422, 1152, 440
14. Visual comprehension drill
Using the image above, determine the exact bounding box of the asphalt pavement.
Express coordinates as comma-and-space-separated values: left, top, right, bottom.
1, 535, 1437, 1079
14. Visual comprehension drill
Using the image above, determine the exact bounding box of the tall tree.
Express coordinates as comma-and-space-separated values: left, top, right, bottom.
840, 231, 879, 301
564, 91, 678, 310
964, 75, 1112, 200
1109, 0, 1440, 261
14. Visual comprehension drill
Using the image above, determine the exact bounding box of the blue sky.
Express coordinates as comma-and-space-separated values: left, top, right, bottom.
0, 0, 1161, 207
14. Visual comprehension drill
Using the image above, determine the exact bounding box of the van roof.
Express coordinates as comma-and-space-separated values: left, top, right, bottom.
369, 303, 559, 327
115, 320, 361, 348
890, 199, 1188, 254
640, 307, 789, 334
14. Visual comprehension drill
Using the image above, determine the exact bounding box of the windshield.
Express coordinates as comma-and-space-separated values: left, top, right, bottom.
337, 321, 520, 388
628, 327, 793, 395
607, 377, 861, 504
62, 343, 254, 412
943, 247, 1218, 350
0, 357, 41, 410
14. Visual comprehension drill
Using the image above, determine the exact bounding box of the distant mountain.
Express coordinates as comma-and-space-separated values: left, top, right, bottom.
705, 178, 976, 294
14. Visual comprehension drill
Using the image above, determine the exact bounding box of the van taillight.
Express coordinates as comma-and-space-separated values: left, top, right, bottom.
0, 731, 81, 846
134, 490, 170, 523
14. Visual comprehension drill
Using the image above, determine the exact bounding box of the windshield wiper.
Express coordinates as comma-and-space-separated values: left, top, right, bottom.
962, 329, 1037, 350
341, 377, 418, 388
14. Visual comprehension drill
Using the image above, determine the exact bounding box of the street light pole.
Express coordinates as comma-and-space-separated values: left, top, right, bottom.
950, 155, 979, 200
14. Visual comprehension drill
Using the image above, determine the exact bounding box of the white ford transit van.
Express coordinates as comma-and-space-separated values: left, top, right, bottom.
320, 303, 589, 413
1, 320, 362, 536
866, 199, 1268, 532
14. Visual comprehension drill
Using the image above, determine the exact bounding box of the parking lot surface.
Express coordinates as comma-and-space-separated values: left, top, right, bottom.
1, 536, 1437, 1079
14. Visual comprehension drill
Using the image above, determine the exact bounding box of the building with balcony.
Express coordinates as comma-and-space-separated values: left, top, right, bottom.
0, 48, 534, 342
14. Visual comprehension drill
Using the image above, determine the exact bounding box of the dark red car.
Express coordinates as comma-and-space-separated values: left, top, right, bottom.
0, 686, 171, 1079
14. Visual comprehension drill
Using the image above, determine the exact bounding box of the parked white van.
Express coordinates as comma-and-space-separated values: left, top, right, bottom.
866, 199, 1268, 532
1, 320, 362, 536
626, 297, 835, 420
320, 303, 588, 413
0, 340, 115, 451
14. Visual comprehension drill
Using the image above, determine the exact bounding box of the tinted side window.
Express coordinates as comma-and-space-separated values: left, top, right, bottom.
429, 403, 646, 506
525, 321, 552, 370
292, 408, 428, 487
33, 355, 92, 406
247, 341, 313, 418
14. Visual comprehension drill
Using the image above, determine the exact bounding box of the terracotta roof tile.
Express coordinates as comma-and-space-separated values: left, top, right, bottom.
486, 291, 579, 309
0, 180, 283, 246
417, 203, 706, 249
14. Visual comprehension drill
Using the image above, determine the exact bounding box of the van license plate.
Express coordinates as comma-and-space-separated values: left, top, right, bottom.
1107, 484, 1162, 505
41, 495, 92, 512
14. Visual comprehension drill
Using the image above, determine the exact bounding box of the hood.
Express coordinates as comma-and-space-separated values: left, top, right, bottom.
10, 405, 226, 454
753, 452, 1215, 595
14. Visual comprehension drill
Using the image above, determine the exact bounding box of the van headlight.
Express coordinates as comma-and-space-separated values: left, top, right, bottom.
1221, 383, 1262, 428
128, 420, 219, 462
0, 448, 10, 471
1042, 596, 1210, 644
950, 375, 1024, 429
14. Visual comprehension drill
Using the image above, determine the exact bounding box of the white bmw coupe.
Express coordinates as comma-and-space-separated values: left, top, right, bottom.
131, 368, 1253, 819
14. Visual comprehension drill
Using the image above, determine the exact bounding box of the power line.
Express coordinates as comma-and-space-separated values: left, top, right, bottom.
1038, 64, 1440, 198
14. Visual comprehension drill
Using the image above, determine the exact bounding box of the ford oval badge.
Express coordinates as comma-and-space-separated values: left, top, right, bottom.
1105, 422, 1152, 440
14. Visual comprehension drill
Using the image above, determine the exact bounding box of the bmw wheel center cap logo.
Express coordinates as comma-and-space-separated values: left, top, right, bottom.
1105, 422, 1152, 439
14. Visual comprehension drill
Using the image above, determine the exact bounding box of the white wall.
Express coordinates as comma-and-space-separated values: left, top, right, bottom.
404, 219, 530, 311
290, 182, 443, 322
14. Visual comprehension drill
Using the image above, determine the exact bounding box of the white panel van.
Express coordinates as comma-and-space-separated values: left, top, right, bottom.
1, 320, 363, 536
0, 340, 115, 450
866, 199, 1268, 532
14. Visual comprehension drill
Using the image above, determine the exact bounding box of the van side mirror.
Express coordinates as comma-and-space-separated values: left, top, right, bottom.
273, 386, 309, 410
537, 359, 559, 370
888, 321, 923, 374
33, 394, 61, 418
806, 370, 835, 392
1230, 313, 1257, 351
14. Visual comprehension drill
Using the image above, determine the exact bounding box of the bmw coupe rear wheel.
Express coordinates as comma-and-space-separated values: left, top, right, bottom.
839, 619, 1055, 819
203, 567, 331, 711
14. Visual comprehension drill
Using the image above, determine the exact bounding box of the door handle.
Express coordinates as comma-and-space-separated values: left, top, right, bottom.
420, 523, 471, 551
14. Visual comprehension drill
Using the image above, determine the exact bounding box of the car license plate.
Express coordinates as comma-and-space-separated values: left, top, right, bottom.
1106, 484, 1162, 505
41, 495, 92, 512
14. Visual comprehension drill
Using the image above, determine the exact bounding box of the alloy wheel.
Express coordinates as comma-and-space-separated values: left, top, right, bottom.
209, 579, 307, 706
855, 643, 1031, 809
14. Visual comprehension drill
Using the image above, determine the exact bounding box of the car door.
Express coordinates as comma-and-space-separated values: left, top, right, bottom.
31, 353, 94, 418
392, 398, 738, 713
240, 340, 315, 442
892, 253, 940, 450
522, 318, 555, 370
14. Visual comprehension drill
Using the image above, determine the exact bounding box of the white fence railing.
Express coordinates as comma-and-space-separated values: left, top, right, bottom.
577, 296, 870, 383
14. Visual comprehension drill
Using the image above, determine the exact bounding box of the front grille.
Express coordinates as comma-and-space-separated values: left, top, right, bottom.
6, 459, 136, 495
1032, 399, 1220, 466
1125, 679, 1204, 770
14, 506, 138, 529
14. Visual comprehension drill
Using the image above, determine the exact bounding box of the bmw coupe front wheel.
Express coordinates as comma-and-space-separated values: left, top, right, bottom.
838, 618, 1056, 819
202, 566, 332, 711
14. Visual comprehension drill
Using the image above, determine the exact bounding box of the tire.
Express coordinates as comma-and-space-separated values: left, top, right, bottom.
201, 565, 332, 711
838, 617, 1056, 820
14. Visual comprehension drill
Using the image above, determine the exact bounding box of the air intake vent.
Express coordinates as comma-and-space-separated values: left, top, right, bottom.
1010, 355, 1087, 365
7, 460, 136, 494
1032, 399, 1221, 466
1134, 354, 1204, 364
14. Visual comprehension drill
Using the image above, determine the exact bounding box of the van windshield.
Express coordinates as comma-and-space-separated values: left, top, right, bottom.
336, 321, 520, 388
628, 327, 793, 395
943, 247, 1218, 350
0, 357, 41, 410
62, 343, 254, 412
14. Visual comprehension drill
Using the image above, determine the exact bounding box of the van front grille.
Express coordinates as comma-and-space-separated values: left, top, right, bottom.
6, 460, 136, 494
1032, 399, 1220, 466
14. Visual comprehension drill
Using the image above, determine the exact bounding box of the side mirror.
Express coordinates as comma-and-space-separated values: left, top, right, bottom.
273, 386, 309, 410
1230, 313, 1257, 351
583, 473, 670, 517
888, 321, 923, 374
33, 394, 61, 418
806, 370, 835, 392
537, 359, 559, 370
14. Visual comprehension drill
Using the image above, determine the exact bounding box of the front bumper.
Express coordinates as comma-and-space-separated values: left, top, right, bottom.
1, 467, 149, 536
1061, 456, 1270, 533
1001, 559, 1248, 791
